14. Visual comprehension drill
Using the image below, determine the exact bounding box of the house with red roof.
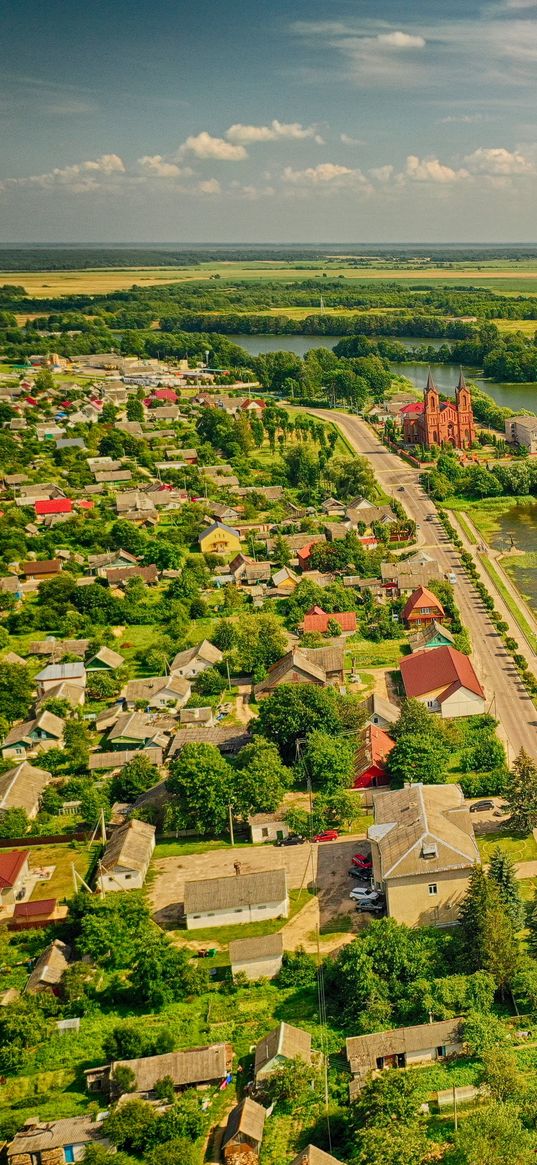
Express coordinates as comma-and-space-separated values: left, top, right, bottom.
300, 606, 357, 635
153, 388, 178, 403
400, 646, 485, 718
402, 586, 445, 628
0, 850, 30, 906
9, 897, 62, 931
353, 724, 394, 789
240, 398, 266, 414
34, 499, 73, 517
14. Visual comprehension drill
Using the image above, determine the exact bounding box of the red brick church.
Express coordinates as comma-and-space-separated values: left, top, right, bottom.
400, 370, 475, 450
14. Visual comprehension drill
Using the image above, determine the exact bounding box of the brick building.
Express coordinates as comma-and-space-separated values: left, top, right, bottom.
401, 371, 475, 450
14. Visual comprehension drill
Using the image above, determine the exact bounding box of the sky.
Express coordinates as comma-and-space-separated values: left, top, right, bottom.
1, 0, 537, 243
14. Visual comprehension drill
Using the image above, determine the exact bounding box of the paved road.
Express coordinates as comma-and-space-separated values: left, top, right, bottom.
311, 409, 537, 761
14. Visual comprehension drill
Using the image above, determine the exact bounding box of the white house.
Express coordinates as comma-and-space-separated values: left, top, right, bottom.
183, 869, 288, 931
229, 934, 284, 981
399, 646, 485, 719
99, 820, 155, 892
169, 639, 223, 679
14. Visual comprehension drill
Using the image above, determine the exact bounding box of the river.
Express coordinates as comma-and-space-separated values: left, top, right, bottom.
228, 333, 537, 413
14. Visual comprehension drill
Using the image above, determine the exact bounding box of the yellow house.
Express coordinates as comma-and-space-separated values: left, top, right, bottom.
199, 521, 241, 556
368, 783, 479, 928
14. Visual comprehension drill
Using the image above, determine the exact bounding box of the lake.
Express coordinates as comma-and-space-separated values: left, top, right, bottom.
487, 501, 537, 611
228, 333, 537, 413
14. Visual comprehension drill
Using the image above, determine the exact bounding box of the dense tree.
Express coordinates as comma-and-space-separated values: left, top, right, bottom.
506, 748, 537, 833
0, 661, 32, 723
488, 846, 525, 931
459, 865, 520, 989
455, 1102, 535, 1165
300, 729, 355, 792
167, 743, 234, 835
392, 698, 438, 740
254, 684, 352, 762
111, 754, 159, 802
233, 738, 291, 816
387, 732, 449, 786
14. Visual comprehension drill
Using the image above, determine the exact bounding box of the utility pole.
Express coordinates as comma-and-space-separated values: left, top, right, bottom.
453, 1083, 458, 1132
226, 658, 231, 691
228, 804, 235, 848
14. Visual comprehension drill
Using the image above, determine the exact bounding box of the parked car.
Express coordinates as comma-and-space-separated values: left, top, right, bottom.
349, 887, 381, 902
312, 829, 339, 842
351, 852, 372, 870
356, 901, 385, 915
348, 867, 371, 880
275, 834, 305, 846
446, 572, 457, 584
426, 514, 435, 522
470, 799, 494, 813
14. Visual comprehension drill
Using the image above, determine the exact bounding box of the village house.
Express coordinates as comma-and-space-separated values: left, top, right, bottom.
86, 645, 125, 671
6, 1114, 108, 1163
290, 1148, 342, 1165
353, 724, 394, 791
88, 549, 139, 574
222, 1098, 266, 1162
300, 606, 357, 635
321, 497, 347, 517
409, 622, 456, 652
346, 1018, 464, 1097
402, 585, 445, 629
0, 849, 29, 906
29, 637, 89, 658
400, 645, 485, 717
179, 706, 215, 726
0, 761, 52, 820
271, 566, 299, 594
26, 938, 71, 994
121, 674, 191, 711
254, 1022, 312, 1083
106, 564, 159, 586
380, 552, 442, 594
85, 1043, 233, 1098
2, 710, 65, 759
199, 521, 242, 555
9, 898, 65, 931
98, 819, 155, 892
35, 661, 86, 696
248, 810, 289, 844
368, 782, 479, 927
20, 558, 62, 580
88, 746, 163, 771
107, 712, 164, 750
366, 693, 400, 730
168, 724, 250, 757
505, 414, 537, 454
229, 934, 284, 981
184, 869, 288, 931
169, 639, 223, 679
254, 647, 344, 697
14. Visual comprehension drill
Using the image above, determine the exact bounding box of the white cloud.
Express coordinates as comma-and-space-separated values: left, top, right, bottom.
375, 31, 426, 48
281, 163, 371, 193
226, 119, 324, 144
369, 164, 395, 182
138, 155, 183, 177
0, 153, 126, 193
197, 178, 222, 194
465, 145, 535, 173
340, 133, 365, 145
404, 154, 469, 183
440, 113, 483, 124
178, 132, 247, 160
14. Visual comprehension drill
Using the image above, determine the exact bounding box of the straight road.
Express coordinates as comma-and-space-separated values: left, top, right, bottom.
311, 408, 537, 761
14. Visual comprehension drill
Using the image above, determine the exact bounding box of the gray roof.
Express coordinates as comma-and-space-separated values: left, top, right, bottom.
35, 662, 85, 682
184, 869, 287, 915
254, 1022, 312, 1076
229, 933, 283, 965
168, 725, 250, 756
101, 819, 155, 874
290, 1148, 343, 1165
223, 1098, 266, 1148
369, 783, 479, 880
169, 639, 223, 672
87, 645, 125, 669
26, 939, 71, 992
108, 1043, 232, 1092
0, 762, 52, 814
88, 747, 163, 770
347, 1018, 463, 1078
7, 1116, 104, 1157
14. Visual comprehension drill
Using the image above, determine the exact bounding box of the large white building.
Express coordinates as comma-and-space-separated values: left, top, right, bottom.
183, 869, 288, 930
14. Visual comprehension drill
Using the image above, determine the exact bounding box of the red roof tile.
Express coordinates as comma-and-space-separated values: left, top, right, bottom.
302, 611, 357, 633
35, 499, 73, 516
399, 402, 424, 415
400, 646, 484, 700
0, 849, 29, 889
13, 898, 57, 918
402, 586, 445, 621
369, 724, 396, 764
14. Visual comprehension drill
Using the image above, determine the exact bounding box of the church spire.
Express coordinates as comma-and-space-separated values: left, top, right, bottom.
425, 368, 436, 392
456, 366, 467, 391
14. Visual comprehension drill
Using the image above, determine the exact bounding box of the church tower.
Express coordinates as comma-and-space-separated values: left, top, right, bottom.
455, 369, 475, 448
423, 369, 441, 446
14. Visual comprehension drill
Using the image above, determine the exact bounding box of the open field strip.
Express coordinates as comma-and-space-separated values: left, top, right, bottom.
479, 554, 537, 654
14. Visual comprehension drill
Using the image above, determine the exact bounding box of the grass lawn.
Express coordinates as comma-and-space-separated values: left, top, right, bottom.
346, 636, 407, 669
478, 554, 537, 654
153, 838, 253, 859
454, 511, 478, 545
23, 841, 100, 901
171, 888, 316, 947
444, 495, 534, 542
477, 830, 537, 865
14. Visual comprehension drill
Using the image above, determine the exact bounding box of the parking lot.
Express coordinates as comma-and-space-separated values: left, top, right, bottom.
148, 834, 372, 938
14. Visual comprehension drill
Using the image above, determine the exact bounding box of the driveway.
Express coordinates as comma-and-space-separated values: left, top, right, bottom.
149, 834, 370, 936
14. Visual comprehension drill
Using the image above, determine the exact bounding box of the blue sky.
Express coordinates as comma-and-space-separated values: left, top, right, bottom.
1, 0, 536, 241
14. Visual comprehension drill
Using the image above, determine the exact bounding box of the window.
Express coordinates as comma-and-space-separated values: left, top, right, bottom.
235, 908, 243, 913
261, 828, 269, 838
125, 874, 132, 880
428, 883, 438, 895
437, 1045, 446, 1058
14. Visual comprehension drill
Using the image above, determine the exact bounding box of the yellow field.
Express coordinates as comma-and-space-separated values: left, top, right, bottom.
493, 318, 537, 335
3, 261, 537, 298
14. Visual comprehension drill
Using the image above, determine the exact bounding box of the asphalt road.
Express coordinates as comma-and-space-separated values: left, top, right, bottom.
312, 409, 537, 761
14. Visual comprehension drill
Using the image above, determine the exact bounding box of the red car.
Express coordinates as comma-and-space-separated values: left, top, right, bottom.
352, 852, 372, 869
312, 829, 339, 843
